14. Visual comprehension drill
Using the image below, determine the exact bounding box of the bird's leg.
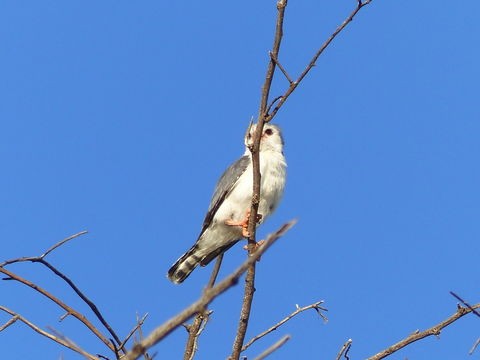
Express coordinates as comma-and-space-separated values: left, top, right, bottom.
225, 210, 262, 238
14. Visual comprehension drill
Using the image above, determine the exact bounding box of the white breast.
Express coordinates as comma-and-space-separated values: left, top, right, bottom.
214, 150, 286, 226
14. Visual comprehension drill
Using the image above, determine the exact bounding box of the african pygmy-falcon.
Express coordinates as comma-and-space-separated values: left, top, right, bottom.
167, 123, 287, 284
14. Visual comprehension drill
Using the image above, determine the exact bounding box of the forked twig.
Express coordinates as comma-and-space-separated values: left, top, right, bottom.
265, 0, 373, 123
242, 301, 327, 352
0, 232, 124, 353
0, 266, 115, 352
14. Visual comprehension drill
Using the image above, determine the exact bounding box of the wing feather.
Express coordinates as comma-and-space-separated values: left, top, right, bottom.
198, 155, 250, 237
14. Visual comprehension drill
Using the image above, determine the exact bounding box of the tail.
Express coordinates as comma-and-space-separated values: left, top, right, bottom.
167, 244, 202, 284
167, 241, 238, 284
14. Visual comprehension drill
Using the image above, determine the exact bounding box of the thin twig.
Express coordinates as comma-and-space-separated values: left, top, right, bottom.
0, 231, 88, 267
0, 266, 115, 352
269, 52, 292, 84
242, 301, 327, 352
123, 220, 297, 360
230, 2, 289, 360
119, 314, 149, 351
0, 315, 18, 331
0, 305, 99, 360
207, 254, 224, 288
253, 334, 291, 360
364, 303, 480, 360
183, 255, 224, 360
265, 0, 373, 123
266, 96, 283, 115
470, 337, 480, 355
41, 231, 89, 258
335, 339, 353, 360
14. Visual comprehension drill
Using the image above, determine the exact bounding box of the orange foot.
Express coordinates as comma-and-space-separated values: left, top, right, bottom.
225, 210, 262, 237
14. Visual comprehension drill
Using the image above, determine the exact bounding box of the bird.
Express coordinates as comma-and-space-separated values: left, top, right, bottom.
167, 123, 287, 284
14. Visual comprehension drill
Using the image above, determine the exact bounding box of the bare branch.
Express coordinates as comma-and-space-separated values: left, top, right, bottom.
0, 305, 99, 360
242, 301, 327, 352
269, 51, 292, 84
253, 334, 291, 360
364, 303, 480, 360
123, 220, 297, 360
335, 339, 353, 360
183, 255, 224, 359
0, 231, 88, 267
265, 0, 373, 123
0, 266, 115, 352
230, 2, 289, 360
1, 232, 124, 352
119, 314, 149, 351
0, 315, 18, 331
40, 231, 89, 259
259, 0, 288, 118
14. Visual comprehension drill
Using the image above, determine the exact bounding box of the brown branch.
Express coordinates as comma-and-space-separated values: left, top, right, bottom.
123, 220, 297, 360
230, 2, 289, 360
40, 231, 89, 258
269, 52, 292, 84
335, 339, 353, 360
0, 305, 99, 360
0, 232, 124, 353
253, 334, 291, 360
265, 0, 373, 123
183, 255, 223, 360
0, 266, 115, 352
119, 313, 149, 351
364, 303, 480, 360
242, 301, 327, 352
259, 0, 288, 118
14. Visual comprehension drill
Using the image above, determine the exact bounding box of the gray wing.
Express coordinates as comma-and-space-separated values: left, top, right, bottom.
198, 155, 251, 237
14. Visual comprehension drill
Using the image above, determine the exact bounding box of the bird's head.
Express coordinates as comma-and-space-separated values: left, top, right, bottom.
244, 123, 284, 153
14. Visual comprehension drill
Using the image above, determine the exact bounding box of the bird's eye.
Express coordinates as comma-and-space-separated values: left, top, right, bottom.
265, 128, 274, 136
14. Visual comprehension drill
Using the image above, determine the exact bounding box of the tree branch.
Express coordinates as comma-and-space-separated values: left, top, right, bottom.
242, 301, 327, 352
253, 334, 291, 360
364, 303, 480, 360
265, 0, 373, 123
230, 2, 289, 360
0, 305, 99, 360
335, 339, 353, 360
1, 231, 124, 353
183, 255, 223, 360
123, 220, 296, 360
0, 266, 116, 352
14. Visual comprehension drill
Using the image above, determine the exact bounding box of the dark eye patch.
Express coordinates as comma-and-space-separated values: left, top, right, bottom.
265, 128, 273, 136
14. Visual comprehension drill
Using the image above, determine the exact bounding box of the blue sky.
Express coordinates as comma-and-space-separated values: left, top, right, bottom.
1, 1, 479, 359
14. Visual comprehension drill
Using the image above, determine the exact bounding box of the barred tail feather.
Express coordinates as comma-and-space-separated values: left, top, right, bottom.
167, 244, 202, 284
